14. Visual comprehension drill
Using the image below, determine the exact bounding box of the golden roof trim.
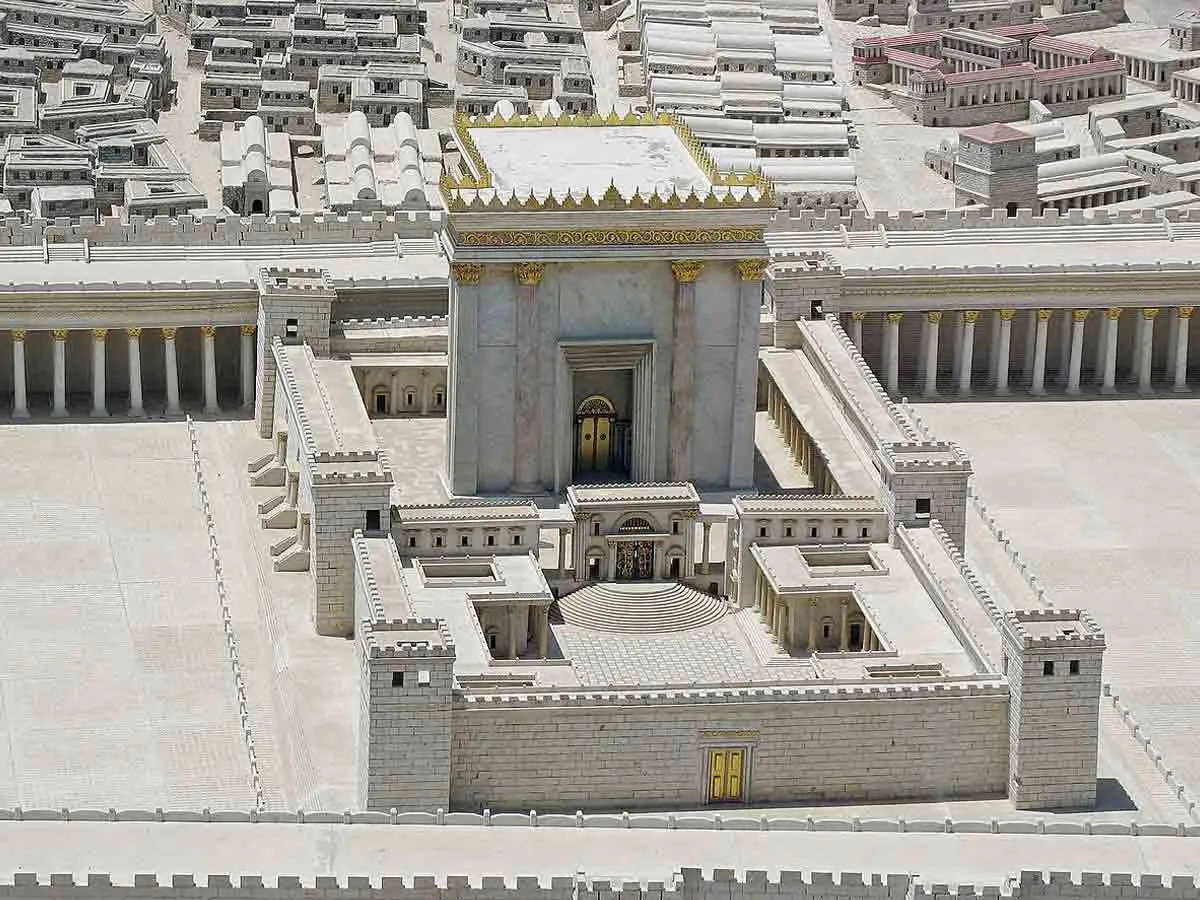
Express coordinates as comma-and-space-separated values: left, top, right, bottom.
442, 109, 777, 211
455, 227, 765, 248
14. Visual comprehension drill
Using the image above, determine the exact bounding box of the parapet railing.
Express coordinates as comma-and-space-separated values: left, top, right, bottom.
186, 416, 266, 812
0, 807, 1196, 835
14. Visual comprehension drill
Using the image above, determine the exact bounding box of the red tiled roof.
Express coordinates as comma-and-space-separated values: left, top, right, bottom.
1030, 34, 1112, 58
943, 62, 1036, 84
885, 48, 943, 68
959, 122, 1031, 143
1034, 57, 1126, 80
988, 21, 1050, 37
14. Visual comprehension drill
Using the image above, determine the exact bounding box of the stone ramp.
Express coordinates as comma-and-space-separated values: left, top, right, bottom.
556, 582, 728, 634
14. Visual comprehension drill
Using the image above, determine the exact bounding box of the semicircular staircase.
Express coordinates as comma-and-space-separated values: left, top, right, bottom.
555, 582, 728, 634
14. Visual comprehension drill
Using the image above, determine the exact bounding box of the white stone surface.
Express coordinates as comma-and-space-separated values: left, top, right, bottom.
470, 126, 714, 198
0, 423, 254, 809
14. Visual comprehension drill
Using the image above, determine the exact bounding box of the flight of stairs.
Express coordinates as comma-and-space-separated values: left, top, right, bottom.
555, 582, 729, 634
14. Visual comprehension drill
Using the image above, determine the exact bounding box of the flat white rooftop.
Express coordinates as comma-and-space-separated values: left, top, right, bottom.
468, 125, 715, 198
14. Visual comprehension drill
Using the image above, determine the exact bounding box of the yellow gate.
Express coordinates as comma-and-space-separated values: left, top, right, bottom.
707, 748, 745, 803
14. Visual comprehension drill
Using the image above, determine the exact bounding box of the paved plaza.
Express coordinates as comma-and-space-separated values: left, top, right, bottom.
0, 422, 254, 809
919, 398, 1200, 810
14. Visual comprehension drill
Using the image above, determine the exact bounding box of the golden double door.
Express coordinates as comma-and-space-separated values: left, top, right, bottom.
575, 395, 615, 473
707, 748, 745, 803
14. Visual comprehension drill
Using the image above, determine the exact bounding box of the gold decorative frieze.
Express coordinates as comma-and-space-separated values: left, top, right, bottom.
450, 263, 484, 285
701, 729, 760, 740
671, 260, 705, 283
458, 227, 764, 249
514, 262, 546, 286
736, 258, 768, 282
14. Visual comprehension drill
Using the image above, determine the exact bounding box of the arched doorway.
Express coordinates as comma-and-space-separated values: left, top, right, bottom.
575, 394, 616, 474
615, 516, 655, 580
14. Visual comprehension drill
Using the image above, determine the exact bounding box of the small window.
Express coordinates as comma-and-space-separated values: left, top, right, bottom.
512, 534, 522, 546
407, 536, 417, 548
592, 522, 600, 536
785, 527, 793, 538
434, 535, 444, 548
365, 509, 381, 532
391, 670, 404, 687
823, 623, 831, 639
1069, 660, 1080, 675
915, 498, 932, 518
859, 527, 869, 538
285, 318, 299, 338
461, 535, 470, 547
808, 526, 818, 538
417, 669, 431, 687
486, 534, 495, 547
835, 527, 844, 538
672, 520, 680, 535
758, 526, 768, 538
1043, 661, 1055, 676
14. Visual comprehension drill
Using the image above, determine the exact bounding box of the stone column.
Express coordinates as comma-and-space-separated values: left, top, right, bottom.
51, 328, 67, 417
806, 599, 819, 652
163, 327, 181, 414
861, 621, 872, 652
958, 311, 977, 396
1173, 306, 1193, 392
849, 311, 865, 350
240, 324, 255, 411
701, 521, 712, 574
839, 598, 849, 652
668, 259, 702, 481
1101, 308, 1120, 395
1030, 309, 1051, 396
11, 329, 28, 419
1022, 309, 1038, 385
884, 312, 902, 395
513, 262, 545, 492
91, 328, 109, 416
1066, 310, 1088, 396
536, 607, 550, 658
1056, 309, 1073, 386
127, 328, 145, 417
922, 311, 942, 398
1138, 308, 1158, 394
201, 325, 219, 413
557, 528, 568, 576
995, 309, 1015, 395
730, 259, 766, 489
1129, 309, 1147, 385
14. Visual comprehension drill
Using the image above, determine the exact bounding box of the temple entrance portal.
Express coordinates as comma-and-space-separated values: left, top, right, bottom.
615, 541, 655, 580
574, 394, 630, 479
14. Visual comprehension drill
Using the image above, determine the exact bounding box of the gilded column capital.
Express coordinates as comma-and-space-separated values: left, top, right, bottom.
162, 327, 178, 340
1071, 309, 1090, 323
1036, 308, 1053, 322
1180, 306, 1196, 320
241, 323, 257, 336
998, 308, 1018, 321
450, 262, 484, 285
962, 310, 979, 324
926, 311, 943, 324
513, 262, 546, 286
1142, 307, 1161, 320
671, 259, 705, 283
808, 597, 820, 608
886, 312, 904, 323
93, 328, 108, 340
127, 327, 142, 338
850, 311, 867, 322
1105, 307, 1122, 320
11, 329, 26, 341
51, 328, 68, 341
735, 258, 768, 282
201, 325, 217, 337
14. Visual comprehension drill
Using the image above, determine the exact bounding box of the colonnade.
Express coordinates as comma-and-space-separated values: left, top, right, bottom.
763, 377, 840, 494
752, 574, 879, 655
486, 603, 551, 660
7, 324, 256, 418
848, 306, 1195, 398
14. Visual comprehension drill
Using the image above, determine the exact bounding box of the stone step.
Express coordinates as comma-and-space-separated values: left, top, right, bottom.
556, 581, 728, 634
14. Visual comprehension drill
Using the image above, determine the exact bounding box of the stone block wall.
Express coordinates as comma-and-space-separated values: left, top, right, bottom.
450, 684, 1009, 811
257, 281, 335, 437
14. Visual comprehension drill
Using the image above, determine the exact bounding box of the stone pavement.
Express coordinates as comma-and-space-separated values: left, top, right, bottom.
0, 821, 1198, 882
919, 398, 1200, 814
0, 422, 254, 809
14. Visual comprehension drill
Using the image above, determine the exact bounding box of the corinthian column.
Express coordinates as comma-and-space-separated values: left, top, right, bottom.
1173, 306, 1193, 392
922, 311, 942, 398
11, 329, 28, 419
730, 258, 766, 489
201, 325, 219, 414
163, 327, 181, 415
241, 324, 256, 410
1138, 308, 1158, 395
1066, 310, 1087, 396
127, 328, 145, 417
1030, 309, 1051, 396
883, 312, 902, 395
995, 309, 1015, 395
512, 262, 545, 493
91, 328, 109, 416
849, 311, 865, 350
668, 259, 703, 481
958, 310, 977, 396
51, 329, 68, 417
1101, 308, 1120, 395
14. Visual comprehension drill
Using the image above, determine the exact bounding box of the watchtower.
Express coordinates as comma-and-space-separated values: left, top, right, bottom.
1001, 608, 1105, 810
953, 124, 1038, 213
